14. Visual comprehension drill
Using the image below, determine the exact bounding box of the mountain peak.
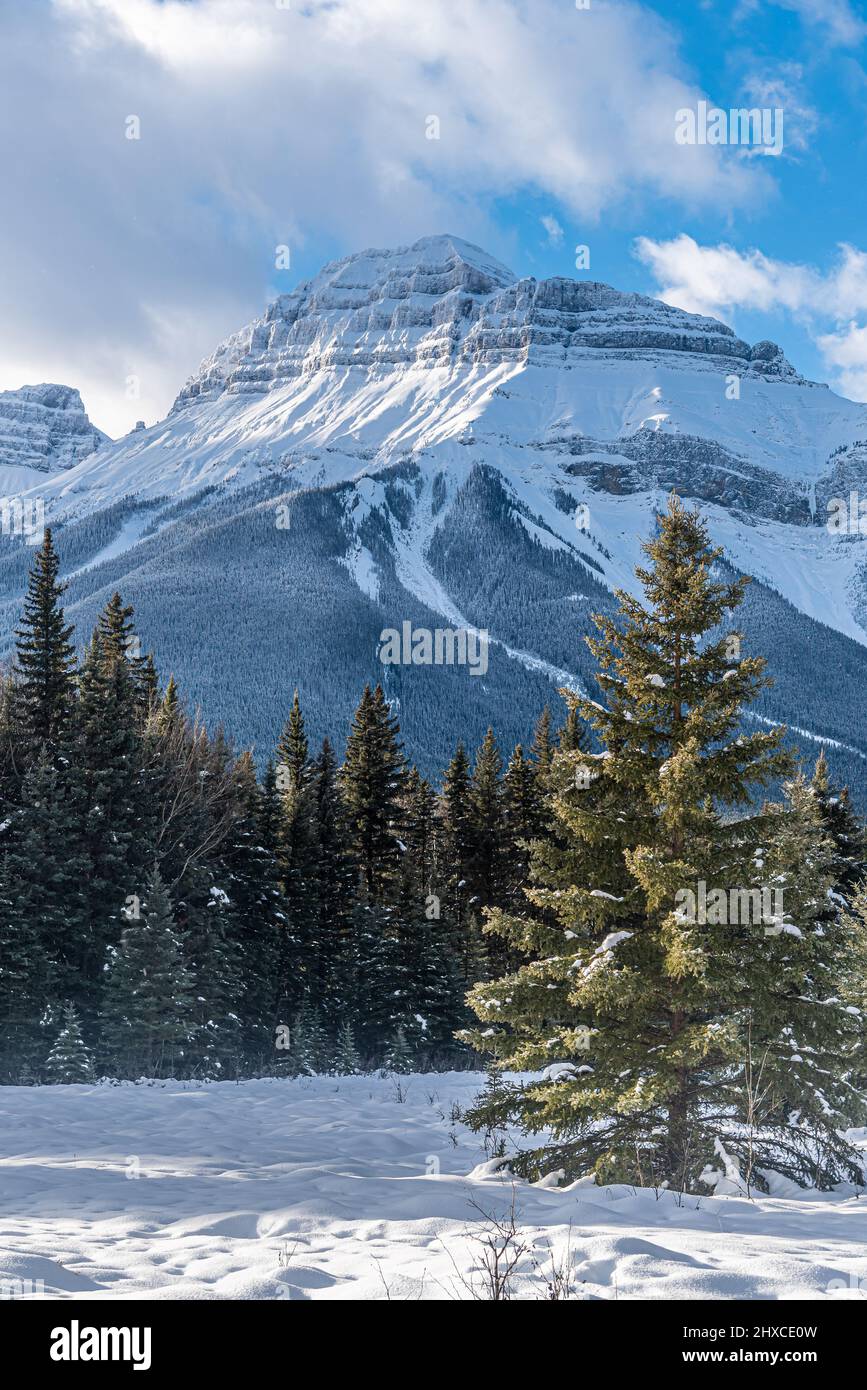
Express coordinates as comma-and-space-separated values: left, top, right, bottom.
0, 382, 108, 474
6, 382, 87, 411
174, 236, 805, 410
304, 233, 516, 293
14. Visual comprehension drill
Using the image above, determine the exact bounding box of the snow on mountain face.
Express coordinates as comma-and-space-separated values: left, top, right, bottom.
174, 233, 800, 407
8, 235, 867, 795
0, 383, 108, 478
28, 234, 861, 526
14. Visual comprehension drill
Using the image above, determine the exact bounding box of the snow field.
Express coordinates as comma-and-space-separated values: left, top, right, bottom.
2, 1072, 867, 1301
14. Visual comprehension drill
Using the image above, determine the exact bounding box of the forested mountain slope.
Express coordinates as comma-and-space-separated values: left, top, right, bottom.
5, 235, 867, 791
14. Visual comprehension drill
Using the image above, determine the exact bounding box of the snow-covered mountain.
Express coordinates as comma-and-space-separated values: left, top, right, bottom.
0, 383, 108, 491
5, 235, 867, 791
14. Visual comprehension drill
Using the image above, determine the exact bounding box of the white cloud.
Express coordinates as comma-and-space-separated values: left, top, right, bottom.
635, 233, 867, 400
0, 0, 773, 435
540, 215, 564, 245
817, 323, 867, 400
740, 63, 818, 153
633, 234, 821, 318
771, 0, 867, 47
634, 234, 867, 320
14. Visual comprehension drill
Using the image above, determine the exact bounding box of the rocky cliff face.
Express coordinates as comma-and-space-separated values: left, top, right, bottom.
174, 235, 803, 406
0, 383, 107, 473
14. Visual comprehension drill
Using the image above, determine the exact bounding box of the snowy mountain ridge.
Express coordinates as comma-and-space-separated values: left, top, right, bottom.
173, 233, 802, 407
0, 383, 107, 488
5, 234, 867, 792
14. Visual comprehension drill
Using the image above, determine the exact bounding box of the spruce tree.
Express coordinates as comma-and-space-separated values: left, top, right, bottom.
98, 592, 155, 711
503, 743, 543, 886
274, 691, 318, 1009
469, 729, 510, 976
743, 773, 866, 1183
289, 1000, 327, 1075
13, 529, 76, 754
73, 604, 151, 996
340, 684, 406, 900
462, 494, 823, 1190
44, 1003, 94, 1084
400, 767, 440, 905
530, 706, 555, 786
524, 705, 559, 842
259, 759, 282, 858
384, 1023, 414, 1074
257, 755, 300, 1044
558, 706, 589, 754
332, 1020, 361, 1076
810, 752, 865, 906
499, 742, 544, 977
439, 740, 483, 987
6, 753, 89, 1010
102, 867, 192, 1079
469, 729, 508, 908
156, 674, 181, 732
136, 652, 160, 721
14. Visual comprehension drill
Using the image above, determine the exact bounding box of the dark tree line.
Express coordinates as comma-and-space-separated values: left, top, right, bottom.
0, 531, 574, 1081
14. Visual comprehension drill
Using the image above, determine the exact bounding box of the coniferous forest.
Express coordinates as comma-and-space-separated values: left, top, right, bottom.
4, 496, 867, 1193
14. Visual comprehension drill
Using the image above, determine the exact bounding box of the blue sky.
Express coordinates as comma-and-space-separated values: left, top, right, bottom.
3, 0, 867, 435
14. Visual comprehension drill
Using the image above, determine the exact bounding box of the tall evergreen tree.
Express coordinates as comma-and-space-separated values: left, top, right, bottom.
469, 728, 510, 975
439, 740, 484, 988
72, 602, 151, 997
469, 729, 508, 908
503, 744, 541, 851
13, 529, 76, 754
400, 767, 439, 905
340, 684, 406, 900
259, 759, 282, 858
461, 495, 856, 1190
136, 652, 160, 722
502, 741, 543, 917
274, 691, 318, 1012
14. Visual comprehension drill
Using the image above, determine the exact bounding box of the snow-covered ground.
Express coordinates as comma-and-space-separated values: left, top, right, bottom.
2, 1071, 867, 1301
